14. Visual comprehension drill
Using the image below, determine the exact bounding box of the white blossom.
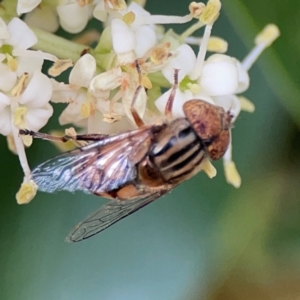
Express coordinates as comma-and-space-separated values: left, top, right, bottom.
57, 1, 95, 34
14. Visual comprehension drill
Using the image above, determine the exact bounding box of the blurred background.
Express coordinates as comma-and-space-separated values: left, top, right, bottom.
1, 0, 300, 299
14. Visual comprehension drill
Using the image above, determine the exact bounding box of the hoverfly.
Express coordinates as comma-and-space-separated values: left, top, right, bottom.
20, 68, 232, 242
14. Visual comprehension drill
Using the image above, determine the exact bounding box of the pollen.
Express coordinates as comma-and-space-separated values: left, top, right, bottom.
187, 82, 201, 94
16, 181, 38, 205
123, 12, 136, 25
200, 0, 221, 24
80, 102, 91, 118
6, 134, 17, 154
201, 157, 217, 178
14, 106, 27, 127
22, 135, 33, 147
11, 73, 28, 97
48, 59, 73, 77
207, 37, 228, 53
150, 43, 171, 64
224, 160, 241, 188
255, 24, 280, 47
6, 54, 18, 72
103, 113, 122, 123
77, 0, 94, 7
189, 2, 206, 18
142, 74, 152, 89
239, 96, 255, 113
108, 0, 127, 11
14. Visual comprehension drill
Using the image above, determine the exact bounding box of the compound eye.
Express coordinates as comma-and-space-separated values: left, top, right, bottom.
207, 130, 230, 160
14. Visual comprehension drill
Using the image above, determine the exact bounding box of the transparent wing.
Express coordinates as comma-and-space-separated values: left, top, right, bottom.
66, 190, 168, 242
31, 127, 154, 194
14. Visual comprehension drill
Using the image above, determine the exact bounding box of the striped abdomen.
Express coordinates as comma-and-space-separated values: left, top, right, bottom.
149, 118, 205, 183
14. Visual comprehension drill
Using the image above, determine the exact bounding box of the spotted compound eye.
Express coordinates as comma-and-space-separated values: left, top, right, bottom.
183, 99, 232, 160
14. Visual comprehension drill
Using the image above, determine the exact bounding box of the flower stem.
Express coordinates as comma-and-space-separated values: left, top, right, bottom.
30, 27, 88, 62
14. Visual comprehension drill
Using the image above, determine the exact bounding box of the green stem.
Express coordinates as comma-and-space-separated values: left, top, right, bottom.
179, 21, 204, 43
30, 27, 89, 62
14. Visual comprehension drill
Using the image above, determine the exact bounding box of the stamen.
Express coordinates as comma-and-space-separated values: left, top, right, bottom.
11, 73, 28, 97
81, 102, 91, 118
223, 141, 241, 188
48, 59, 73, 77
199, 0, 221, 24
123, 12, 135, 24
200, 157, 217, 178
190, 23, 212, 80
12, 125, 31, 181
238, 96, 255, 113
107, 0, 127, 10
6, 54, 18, 72
207, 37, 228, 53
189, 2, 206, 18
141, 74, 152, 89
224, 160, 241, 188
77, 0, 94, 7
242, 24, 280, 71
16, 180, 38, 205
135, 14, 193, 27
14, 106, 27, 127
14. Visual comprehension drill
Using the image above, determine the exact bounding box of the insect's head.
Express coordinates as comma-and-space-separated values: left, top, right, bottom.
183, 99, 232, 160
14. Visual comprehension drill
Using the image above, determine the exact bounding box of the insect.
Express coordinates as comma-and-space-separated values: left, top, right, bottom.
20, 68, 232, 242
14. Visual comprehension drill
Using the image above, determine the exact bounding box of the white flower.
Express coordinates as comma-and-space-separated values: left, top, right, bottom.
52, 54, 97, 127
0, 70, 53, 201
57, 1, 95, 34
0, 70, 53, 136
0, 17, 57, 80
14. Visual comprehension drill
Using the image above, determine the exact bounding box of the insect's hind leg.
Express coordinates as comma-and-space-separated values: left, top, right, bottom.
19, 129, 109, 142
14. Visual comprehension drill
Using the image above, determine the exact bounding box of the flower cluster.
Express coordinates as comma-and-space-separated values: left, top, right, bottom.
0, 0, 279, 204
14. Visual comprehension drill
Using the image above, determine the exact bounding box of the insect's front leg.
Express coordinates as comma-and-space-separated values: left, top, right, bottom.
19, 129, 109, 143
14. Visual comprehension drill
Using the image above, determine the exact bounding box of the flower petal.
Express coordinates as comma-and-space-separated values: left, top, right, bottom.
58, 92, 86, 125
213, 95, 241, 121
90, 67, 122, 93
0, 63, 17, 92
6, 18, 37, 49
235, 61, 250, 93
200, 54, 238, 96
0, 92, 11, 109
25, 103, 53, 131
155, 88, 193, 118
111, 19, 136, 54
134, 25, 156, 58
16, 55, 44, 77
17, 0, 41, 15
162, 44, 196, 83
122, 87, 147, 123
19, 70, 53, 107
57, 4, 89, 34
70, 54, 96, 88
93, 1, 107, 22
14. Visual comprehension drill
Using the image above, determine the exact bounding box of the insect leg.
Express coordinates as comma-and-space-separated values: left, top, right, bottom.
19, 129, 108, 142
164, 68, 179, 118
130, 60, 145, 128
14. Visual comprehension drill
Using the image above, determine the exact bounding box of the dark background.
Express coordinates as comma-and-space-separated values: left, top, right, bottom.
1, 0, 300, 299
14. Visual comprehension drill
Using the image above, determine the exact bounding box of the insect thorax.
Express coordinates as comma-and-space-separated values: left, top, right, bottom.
139, 118, 206, 185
